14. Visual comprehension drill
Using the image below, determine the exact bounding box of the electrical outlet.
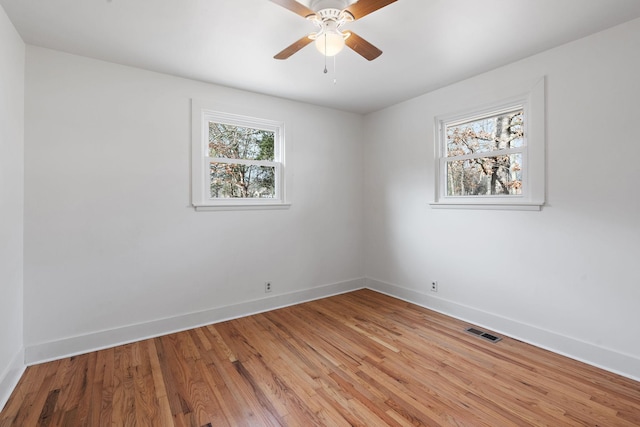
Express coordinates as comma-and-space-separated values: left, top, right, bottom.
431, 281, 438, 292
265, 282, 272, 293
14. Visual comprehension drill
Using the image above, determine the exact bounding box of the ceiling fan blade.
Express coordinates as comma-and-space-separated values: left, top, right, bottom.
269, 0, 315, 18
274, 35, 314, 59
345, 0, 397, 20
345, 32, 382, 60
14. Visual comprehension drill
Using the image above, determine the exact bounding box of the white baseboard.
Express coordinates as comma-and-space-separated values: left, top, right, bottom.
0, 347, 26, 412
25, 278, 365, 365
22, 277, 640, 382
366, 278, 640, 382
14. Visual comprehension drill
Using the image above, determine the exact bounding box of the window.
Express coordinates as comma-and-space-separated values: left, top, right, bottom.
431, 78, 545, 210
445, 107, 524, 196
191, 101, 288, 210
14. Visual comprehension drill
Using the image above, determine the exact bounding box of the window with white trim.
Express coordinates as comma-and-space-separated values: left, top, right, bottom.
432, 78, 545, 210
192, 102, 287, 210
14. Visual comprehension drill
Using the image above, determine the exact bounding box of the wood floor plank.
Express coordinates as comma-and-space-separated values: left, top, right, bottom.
145, 339, 178, 427
98, 347, 115, 427
2, 289, 640, 426
74, 352, 97, 427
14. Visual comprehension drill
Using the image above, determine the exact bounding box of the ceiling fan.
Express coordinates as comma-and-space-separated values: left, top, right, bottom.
271, 0, 397, 61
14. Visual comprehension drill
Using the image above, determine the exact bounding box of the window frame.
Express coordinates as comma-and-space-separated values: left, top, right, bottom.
431, 78, 546, 211
191, 100, 289, 211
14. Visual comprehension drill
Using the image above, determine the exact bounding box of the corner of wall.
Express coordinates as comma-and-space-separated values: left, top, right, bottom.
0, 347, 26, 412
0, 1, 25, 416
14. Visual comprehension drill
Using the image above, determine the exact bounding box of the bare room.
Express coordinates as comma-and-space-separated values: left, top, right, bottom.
1, 0, 639, 425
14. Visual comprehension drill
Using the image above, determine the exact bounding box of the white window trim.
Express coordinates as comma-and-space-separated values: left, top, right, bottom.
191, 100, 290, 211
430, 77, 546, 211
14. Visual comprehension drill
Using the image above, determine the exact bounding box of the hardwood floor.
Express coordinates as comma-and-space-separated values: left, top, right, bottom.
2, 289, 639, 426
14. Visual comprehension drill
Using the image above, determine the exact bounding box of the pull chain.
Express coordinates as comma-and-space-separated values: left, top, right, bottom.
320, 33, 337, 84
323, 34, 328, 74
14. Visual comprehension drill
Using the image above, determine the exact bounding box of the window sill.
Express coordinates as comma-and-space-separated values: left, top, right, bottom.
194, 203, 292, 212
429, 202, 542, 211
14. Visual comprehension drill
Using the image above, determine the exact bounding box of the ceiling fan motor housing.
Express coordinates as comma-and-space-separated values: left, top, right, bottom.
309, 0, 357, 13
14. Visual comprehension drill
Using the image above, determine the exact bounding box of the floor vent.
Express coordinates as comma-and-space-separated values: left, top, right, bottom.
465, 327, 502, 343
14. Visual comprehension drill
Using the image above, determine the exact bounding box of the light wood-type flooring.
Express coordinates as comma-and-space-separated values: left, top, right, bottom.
2, 289, 639, 426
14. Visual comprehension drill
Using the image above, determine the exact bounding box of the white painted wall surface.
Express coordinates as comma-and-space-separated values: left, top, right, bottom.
23, 47, 363, 352
364, 18, 640, 378
0, 4, 25, 409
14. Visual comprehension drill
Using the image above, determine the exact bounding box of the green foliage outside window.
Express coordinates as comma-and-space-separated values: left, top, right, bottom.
208, 123, 276, 199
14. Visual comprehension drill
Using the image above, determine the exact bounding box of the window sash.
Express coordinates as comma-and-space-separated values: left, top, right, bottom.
443, 152, 525, 197
206, 157, 279, 168
445, 105, 524, 129
205, 159, 282, 201
440, 110, 528, 199
443, 147, 524, 163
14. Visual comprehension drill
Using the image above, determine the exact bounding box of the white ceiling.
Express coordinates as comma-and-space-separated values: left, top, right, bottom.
3, 0, 640, 114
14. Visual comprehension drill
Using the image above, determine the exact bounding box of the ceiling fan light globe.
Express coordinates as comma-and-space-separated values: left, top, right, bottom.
315, 32, 345, 56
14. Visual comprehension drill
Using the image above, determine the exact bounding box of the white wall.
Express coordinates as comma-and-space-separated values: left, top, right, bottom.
0, 4, 25, 409
364, 18, 640, 379
23, 47, 364, 360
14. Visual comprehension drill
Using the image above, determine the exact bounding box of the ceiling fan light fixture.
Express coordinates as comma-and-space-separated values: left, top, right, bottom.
315, 31, 346, 56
